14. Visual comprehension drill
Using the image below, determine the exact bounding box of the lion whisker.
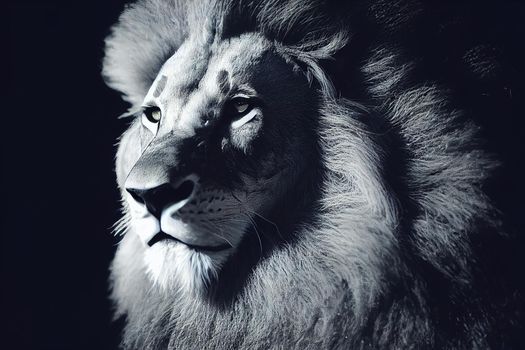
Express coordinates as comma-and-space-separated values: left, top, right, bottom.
199, 219, 235, 248
243, 213, 263, 258
230, 193, 285, 243
111, 213, 131, 237
244, 208, 285, 242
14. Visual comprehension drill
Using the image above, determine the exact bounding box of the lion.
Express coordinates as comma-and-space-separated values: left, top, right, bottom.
102, 0, 523, 348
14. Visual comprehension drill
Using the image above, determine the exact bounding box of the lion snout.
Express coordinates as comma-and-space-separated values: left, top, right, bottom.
126, 175, 198, 219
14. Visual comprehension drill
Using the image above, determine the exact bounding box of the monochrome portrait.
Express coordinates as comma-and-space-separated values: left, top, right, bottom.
5, 1, 524, 349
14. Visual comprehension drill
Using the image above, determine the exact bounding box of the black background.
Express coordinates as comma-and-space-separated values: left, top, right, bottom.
4, 1, 525, 350
5, 1, 128, 349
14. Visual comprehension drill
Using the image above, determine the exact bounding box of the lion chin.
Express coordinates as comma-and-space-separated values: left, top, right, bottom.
143, 241, 228, 295
103, 0, 523, 349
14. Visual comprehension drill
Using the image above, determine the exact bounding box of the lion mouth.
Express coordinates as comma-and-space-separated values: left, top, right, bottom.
147, 231, 231, 252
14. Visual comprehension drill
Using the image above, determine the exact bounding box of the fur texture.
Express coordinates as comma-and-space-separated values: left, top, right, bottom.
103, 0, 524, 349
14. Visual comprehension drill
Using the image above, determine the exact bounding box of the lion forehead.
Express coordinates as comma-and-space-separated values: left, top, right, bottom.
148, 33, 270, 101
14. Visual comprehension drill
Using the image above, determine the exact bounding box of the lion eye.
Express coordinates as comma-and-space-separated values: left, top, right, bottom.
234, 101, 250, 114
143, 106, 162, 123
141, 106, 162, 134
230, 98, 251, 115
225, 97, 259, 129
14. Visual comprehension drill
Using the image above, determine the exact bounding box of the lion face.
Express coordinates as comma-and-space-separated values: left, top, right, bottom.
116, 33, 316, 294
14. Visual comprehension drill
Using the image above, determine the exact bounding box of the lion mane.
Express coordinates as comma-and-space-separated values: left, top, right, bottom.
103, 0, 523, 348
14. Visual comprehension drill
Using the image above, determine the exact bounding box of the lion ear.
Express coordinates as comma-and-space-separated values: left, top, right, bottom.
102, 0, 188, 108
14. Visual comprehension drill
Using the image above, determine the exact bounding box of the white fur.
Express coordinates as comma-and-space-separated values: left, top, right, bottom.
143, 240, 229, 294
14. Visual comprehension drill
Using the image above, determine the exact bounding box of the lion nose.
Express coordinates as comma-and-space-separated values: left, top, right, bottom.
126, 175, 197, 218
